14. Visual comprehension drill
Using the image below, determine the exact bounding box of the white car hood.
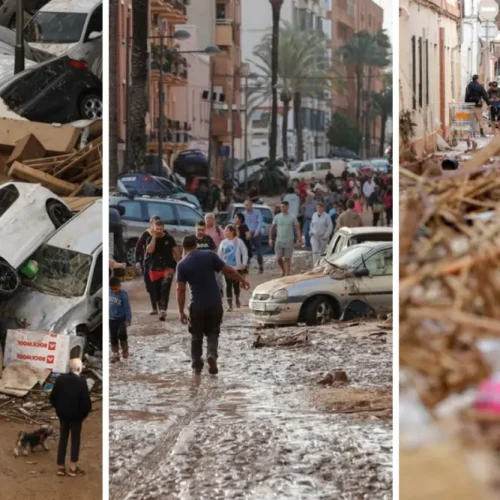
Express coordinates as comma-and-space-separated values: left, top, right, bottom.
0, 288, 81, 333
29, 42, 76, 56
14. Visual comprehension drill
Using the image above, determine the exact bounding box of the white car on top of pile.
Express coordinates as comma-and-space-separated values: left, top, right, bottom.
0, 199, 102, 341
0, 182, 73, 296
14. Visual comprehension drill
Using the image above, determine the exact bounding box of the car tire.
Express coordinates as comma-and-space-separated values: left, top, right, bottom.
79, 93, 103, 120
0, 260, 20, 297
125, 239, 138, 266
46, 199, 73, 227
303, 296, 338, 326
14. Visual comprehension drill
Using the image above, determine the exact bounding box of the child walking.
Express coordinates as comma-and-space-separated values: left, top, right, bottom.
109, 276, 132, 362
217, 225, 248, 311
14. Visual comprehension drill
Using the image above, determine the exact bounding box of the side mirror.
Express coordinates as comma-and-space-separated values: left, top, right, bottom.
88, 31, 102, 41
353, 268, 370, 278
116, 205, 125, 216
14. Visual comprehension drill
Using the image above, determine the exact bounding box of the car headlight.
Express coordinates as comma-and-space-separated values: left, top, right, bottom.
272, 289, 288, 301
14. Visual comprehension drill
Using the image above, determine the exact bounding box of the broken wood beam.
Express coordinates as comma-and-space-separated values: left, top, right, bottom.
461, 135, 500, 171
8, 161, 76, 195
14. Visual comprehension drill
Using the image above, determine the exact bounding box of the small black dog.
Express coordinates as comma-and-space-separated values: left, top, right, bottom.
14, 424, 54, 457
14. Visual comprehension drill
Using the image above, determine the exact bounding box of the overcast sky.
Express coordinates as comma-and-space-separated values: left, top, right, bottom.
374, 0, 393, 44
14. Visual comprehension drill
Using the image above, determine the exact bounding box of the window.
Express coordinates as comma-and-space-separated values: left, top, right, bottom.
0, 184, 19, 217
119, 201, 144, 221
216, 3, 226, 19
361, 249, 393, 276
89, 252, 102, 295
25, 12, 87, 43
85, 4, 102, 39
177, 205, 203, 227
332, 235, 346, 254
317, 161, 331, 171
411, 36, 416, 110
146, 202, 177, 225
300, 162, 314, 173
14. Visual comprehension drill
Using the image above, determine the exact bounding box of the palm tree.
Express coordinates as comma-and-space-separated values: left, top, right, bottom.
128, 0, 149, 172
109, 0, 118, 185
338, 30, 391, 133
268, 0, 284, 165
372, 73, 393, 156
251, 21, 333, 162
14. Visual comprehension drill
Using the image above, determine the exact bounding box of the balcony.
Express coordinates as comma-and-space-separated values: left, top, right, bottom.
150, 0, 188, 22
216, 24, 234, 46
212, 112, 231, 137
150, 48, 188, 84
146, 120, 191, 152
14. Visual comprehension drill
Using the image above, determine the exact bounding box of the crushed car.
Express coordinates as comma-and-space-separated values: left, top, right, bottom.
0, 199, 102, 344
0, 182, 72, 296
249, 241, 393, 326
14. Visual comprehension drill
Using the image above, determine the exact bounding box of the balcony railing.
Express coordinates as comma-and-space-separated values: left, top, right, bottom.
216, 18, 232, 25
150, 48, 188, 79
166, 0, 188, 15
147, 120, 192, 143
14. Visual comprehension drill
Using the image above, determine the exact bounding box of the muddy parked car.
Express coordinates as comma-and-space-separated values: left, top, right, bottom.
0, 182, 72, 296
0, 200, 102, 342
316, 226, 393, 266
0, 0, 50, 29
109, 195, 203, 264
249, 241, 393, 326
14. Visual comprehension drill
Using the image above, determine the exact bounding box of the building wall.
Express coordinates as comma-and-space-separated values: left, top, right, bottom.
461, 0, 479, 96
400, 0, 460, 156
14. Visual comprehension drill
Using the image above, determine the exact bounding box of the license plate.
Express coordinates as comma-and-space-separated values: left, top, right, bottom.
252, 302, 267, 311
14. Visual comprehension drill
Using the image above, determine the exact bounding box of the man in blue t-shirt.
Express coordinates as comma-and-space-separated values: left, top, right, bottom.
176, 235, 250, 375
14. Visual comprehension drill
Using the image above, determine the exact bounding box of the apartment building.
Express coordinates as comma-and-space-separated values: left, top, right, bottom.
400, 0, 461, 156
330, 0, 384, 157
241, 0, 332, 161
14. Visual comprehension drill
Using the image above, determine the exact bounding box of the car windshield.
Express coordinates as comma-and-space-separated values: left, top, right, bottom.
25, 12, 87, 43
324, 245, 373, 269
27, 244, 92, 297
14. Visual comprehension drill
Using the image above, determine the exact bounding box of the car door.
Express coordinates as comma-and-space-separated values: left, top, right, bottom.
347, 248, 393, 312
175, 204, 204, 243
145, 201, 183, 244
118, 199, 148, 241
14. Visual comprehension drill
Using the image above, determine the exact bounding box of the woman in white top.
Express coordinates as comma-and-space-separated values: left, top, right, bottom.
218, 225, 248, 311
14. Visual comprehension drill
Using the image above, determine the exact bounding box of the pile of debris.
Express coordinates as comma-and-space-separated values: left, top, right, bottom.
400, 136, 500, 408
0, 118, 102, 211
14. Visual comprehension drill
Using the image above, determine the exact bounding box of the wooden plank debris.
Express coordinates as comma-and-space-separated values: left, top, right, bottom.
7, 134, 46, 166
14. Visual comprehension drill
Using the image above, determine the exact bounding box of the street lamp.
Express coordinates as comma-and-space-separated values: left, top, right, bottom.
14, 0, 25, 73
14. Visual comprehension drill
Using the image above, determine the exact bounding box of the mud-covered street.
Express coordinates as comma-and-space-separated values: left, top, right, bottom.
110, 265, 392, 499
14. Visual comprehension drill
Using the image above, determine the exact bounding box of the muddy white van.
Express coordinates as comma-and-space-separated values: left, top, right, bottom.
289, 158, 346, 182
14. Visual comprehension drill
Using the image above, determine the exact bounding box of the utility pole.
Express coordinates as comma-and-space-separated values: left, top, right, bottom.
125, 16, 131, 171
244, 73, 249, 189
14, 0, 25, 74
207, 59, 215, 186
158, 35, 165, 169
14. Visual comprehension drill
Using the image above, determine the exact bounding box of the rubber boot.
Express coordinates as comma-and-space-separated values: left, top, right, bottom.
227, 299, 233, 312
235, 294, 241, 308
481, 128, 486, 137
120, 341, 129, 359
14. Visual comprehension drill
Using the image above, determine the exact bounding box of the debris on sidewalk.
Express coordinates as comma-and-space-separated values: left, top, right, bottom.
400, 139, 500, 409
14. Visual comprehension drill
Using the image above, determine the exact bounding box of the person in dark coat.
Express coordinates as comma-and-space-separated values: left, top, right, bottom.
50, 358, 92, 477
465, 75, 490, 137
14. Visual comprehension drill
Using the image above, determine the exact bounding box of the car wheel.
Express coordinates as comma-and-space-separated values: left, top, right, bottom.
79, 94, 103, 120
125, 240, 137, 266
0, 260, 20, 296
303, 296, 337, 326
46, 200, 73, 227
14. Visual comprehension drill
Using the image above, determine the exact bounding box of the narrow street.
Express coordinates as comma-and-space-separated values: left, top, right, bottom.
109, 260, 392, 499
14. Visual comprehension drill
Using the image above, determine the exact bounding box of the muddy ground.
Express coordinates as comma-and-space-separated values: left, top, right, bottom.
1, 404, 102, 500
110, 264, 393, 499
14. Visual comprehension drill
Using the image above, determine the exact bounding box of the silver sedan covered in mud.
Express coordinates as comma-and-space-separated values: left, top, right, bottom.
249, 241, 392, 326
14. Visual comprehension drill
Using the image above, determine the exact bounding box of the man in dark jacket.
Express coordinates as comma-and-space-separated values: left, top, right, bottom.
50, 358, 91, 477
465, 75, 490, 137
